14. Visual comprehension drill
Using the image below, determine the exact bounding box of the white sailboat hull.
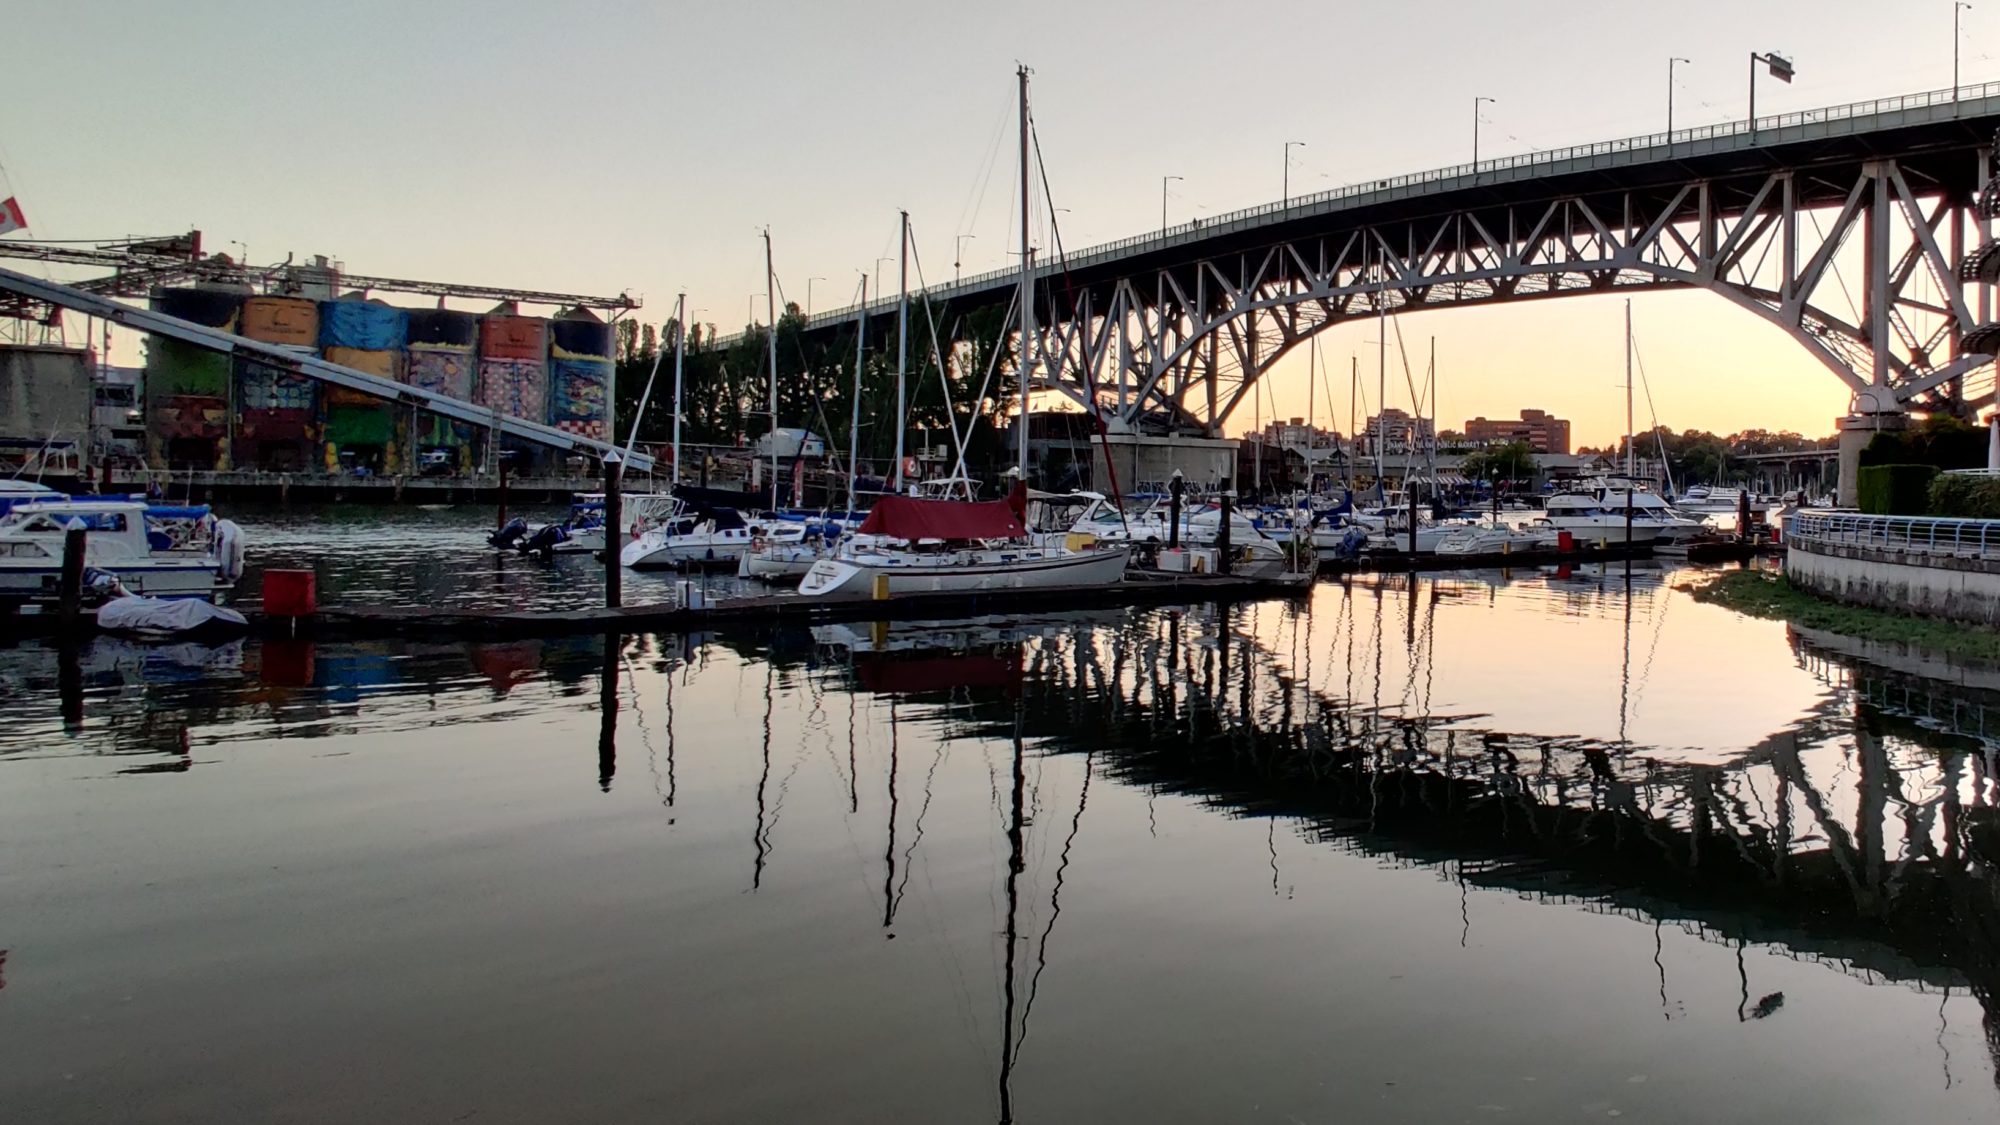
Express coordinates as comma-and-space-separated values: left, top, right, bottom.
799, 546, 1132, 599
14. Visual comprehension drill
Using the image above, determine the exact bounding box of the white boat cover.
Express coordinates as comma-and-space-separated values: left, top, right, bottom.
96, 596, 249, 635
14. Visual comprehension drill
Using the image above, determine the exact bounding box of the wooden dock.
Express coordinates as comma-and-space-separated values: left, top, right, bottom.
0, 572, 1302, 643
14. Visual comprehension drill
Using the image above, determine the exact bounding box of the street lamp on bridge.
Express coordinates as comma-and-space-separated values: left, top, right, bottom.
1283, 140, 1306, 208
1957, 3, 1973, 101
1667, 57, 1691, 135
1747, 51, 1795, 137
1162, 175, 1183, 233
805, 277, 825, 316
1471, 96, 1497, 177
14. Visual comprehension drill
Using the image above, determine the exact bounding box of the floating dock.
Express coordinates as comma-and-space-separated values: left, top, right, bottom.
1, 572, 1303, 643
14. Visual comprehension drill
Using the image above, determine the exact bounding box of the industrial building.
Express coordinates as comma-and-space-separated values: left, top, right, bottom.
0, 232, 636, 483
142, 288, 616, 475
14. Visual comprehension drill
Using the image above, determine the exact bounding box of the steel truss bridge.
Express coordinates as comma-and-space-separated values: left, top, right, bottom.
751, 82, 2000, 433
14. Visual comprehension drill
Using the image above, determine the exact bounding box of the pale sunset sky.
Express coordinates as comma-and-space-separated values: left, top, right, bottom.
6, 0, 1994, 448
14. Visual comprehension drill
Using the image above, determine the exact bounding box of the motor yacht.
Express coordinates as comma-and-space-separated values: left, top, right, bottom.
0, 500, 243, 600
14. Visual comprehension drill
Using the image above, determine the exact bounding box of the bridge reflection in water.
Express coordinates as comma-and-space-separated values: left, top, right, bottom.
786, 572, 2000, 1104
7, 566, 2000, 1119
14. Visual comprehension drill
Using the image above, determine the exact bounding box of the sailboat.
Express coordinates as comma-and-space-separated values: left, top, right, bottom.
741, 238, 881, 583
798, 67, 1132, 600
624, 236, 807, 571
1541, 303, 1681, 547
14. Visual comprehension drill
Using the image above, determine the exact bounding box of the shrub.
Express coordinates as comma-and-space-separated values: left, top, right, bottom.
1928, 472, 2000, 519
1859, 414, 1987, 469
1857, 464, 1938, 514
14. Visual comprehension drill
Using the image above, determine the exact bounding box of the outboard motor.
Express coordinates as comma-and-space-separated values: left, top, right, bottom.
522, 523, 568, 559
489, 517, 528, 551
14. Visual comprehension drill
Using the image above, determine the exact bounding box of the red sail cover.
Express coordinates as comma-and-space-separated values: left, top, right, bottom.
856, 496, 1027, 540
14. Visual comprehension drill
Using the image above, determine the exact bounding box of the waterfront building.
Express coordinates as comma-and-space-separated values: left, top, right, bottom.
1464, 408, 1572, 454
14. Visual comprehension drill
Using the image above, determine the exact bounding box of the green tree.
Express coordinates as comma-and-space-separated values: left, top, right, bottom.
1461, 440, 1535, 483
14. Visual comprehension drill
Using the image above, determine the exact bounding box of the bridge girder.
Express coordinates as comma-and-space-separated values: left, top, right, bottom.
1025, 157, 1997, 432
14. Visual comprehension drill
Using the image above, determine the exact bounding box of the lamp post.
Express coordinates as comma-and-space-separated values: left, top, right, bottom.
1471, 97, 1496, 178
806, 277, 825, 316
1283, 140, 1305, 208
1162, 174, 1183, 233
1748, 51, 1795, 138
1667, 57, 1690, 135
874, 256, 893, 300
1957, 3, 1973, 100
748, 293, 765, 326
955, 234, 975, 283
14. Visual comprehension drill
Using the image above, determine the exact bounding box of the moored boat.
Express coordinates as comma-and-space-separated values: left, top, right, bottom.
798, 491, 1131, 599
0, 499, 243, 601
1543, 476, 1675, 545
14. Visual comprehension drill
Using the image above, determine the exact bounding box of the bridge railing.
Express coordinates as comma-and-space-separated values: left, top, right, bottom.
779, 80, 2000, 337
1786, 509, 2000, 559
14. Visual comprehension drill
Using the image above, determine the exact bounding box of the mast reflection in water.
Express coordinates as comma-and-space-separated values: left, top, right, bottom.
4, 570, 2000, 1122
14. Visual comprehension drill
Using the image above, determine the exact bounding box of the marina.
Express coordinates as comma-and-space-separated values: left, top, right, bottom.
7, 5, 2000, 1121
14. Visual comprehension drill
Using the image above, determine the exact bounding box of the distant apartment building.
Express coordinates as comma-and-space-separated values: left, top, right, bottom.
1361, 407, 1435, 456
1464, 408, 1571, 454
1256, 417, 1342, 451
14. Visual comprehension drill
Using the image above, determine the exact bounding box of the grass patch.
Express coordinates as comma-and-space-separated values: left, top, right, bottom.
1679, 568, 2000, 665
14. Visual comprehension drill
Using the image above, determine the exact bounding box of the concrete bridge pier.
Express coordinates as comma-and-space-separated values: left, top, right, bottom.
1836, 390, 1910, 507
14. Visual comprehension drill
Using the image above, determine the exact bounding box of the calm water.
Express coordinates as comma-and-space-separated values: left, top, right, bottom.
230, 503, 756, 611
5, 563, 2000, 1122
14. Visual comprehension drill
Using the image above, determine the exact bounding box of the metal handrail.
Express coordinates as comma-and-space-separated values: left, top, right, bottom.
729, 79, 2000, 343
1786, 510, 2000, 557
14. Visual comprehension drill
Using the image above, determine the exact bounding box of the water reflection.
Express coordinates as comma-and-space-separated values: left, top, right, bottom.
7, 569, 2000, 1120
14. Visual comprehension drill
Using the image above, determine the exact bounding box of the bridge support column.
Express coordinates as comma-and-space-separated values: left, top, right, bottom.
1865, 161, 1894, 389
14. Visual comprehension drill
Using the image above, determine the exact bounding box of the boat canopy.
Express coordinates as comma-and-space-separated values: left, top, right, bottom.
857, 496, 1027, 540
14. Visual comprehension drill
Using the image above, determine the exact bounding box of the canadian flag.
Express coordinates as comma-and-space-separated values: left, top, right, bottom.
0, 197, 25, 237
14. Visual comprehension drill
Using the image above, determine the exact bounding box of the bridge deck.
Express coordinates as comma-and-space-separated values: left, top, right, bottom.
725, 80, 2000, 346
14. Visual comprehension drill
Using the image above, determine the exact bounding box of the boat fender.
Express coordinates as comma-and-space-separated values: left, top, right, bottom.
212, 519, 248, 581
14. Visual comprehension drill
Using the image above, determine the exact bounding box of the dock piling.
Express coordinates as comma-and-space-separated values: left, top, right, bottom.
604, 453, 623, 609
57, 524, 86, 629
1217, 494, 1234, 575
495, 453, 509, 531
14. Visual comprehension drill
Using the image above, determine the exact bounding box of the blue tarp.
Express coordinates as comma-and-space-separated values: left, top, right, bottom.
319, 301, 409, 351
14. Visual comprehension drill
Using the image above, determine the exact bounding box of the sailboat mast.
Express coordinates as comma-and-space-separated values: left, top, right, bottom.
1375, 247, 1387, 485
764, 229, 780, 513
1015, 64, 1034, 480
1426, 336, 1436, 478
671, 293, 687, 487
848, 277, 867, 520
1305, 335, 1316, 494
1624, 298, 1635, 478
894, 212, 910, 494
620, 294, 675, 464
